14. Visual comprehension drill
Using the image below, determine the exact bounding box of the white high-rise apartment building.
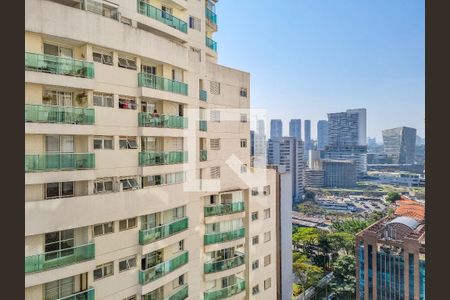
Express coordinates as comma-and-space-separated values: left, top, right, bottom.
25, 1, 278, 299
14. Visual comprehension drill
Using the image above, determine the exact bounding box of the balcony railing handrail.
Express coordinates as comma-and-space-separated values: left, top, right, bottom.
57, 287, 95, 300
205, 278, 245, 298
25, 104, 95, 125
137, 0, 188, 33
138, 72, 188, 96
25, 153, 96, 172
25, 103, 92, 109
204, 227, 245, 237
205, 37, 217, 52
204, 201, 245, 209
139, 250, 189, 284
25, 242, 95, 258
205, 7, 217, 25
25, 52, 95, 78
205, 251, 245, 265
138, 112, 188, 128
25, 52, 92, 66
140, 216, 188, 235
166, 284, 188, 300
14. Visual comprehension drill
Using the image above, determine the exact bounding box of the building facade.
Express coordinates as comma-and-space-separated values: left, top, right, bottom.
322, 159, 357, 188
267, 137, 304, 207
25, 1, 278, 299
270, 119, 282, 140
289, 119, 302, 141
316, 120, 328, 150
252, 119, 267, 168
303, 120, 311, 163
382, 127, 417, 164
356, 213, 425, 300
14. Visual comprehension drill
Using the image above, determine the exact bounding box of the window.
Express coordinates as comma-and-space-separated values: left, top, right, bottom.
251, 187, 259, 196
121, 178, 140, 191
210, 166, 221, 179
141, 64, 156, 75
178, 240, 184, 251
119, 256, 137, 272
252, 260, 259, 270
264, 231, 271, 242
45, 135, 74, 153
263, 185, 271, 195
264, 278, 272, 290
43, 90, 73, 106
264, 255, 271, 266
240, 88, 248, 97
118, 96, 137, 110
119, 136, 138, 149
94, 136, 114, 150
240, 164, 248, 174
240, 114, 248, 123
121, 16, 132, 26
210, 110, 220, 122
210, 81, 220, 95
118, 55, 137, 70
44, 230, 74, 260
94, 262, 114, 280
95, 178, 114, 194
44, 277, 75, 300
44, 43, 73, 58
162, 5, 173, 17
93, 92, 114, 108
93, 222, 114, 236
264, 208, 271, 219
251, 211, 258, 221
252, 235, 259, 245
45, 182, 74, 199
252, 285, 260, 295
210, 139, 220, 150
119, 218, 137, 231
240, 139, 247, 148
189, 16, 201, 31
93, 48, 113, 65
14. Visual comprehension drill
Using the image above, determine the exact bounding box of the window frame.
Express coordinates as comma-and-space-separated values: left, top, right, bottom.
264, 254, 271, 266
93, 92, 114, 108
93, 261, 114, 281
251, 211, 259, 221
264, 208, 271, 219
264, 231, 271, 243
119, 255, 137, 272
92, 48, 113, 66
94, 178, 114, 194
240, 139, 247, 148
93, 136, 114, 150
119, 136, 138, 150
93, 222, 114, 237
119, 218, 137, 231
118, 55, 137, 70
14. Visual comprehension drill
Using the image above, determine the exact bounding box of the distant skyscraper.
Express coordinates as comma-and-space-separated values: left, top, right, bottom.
253, 119, 267, 168
304, 120, 311, 162
368, 137, 377, 147
382, 127, 417, 164
317, 120, 328, 150
250, 130, 255, 156
326, 108, 368, 178
267, 137, 304, 207
270, 119, 283, 140
289, 119, 302, 140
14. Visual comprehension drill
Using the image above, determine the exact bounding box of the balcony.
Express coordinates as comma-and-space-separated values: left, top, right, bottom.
204, 202, 245, 217
139, 151, 188, 166
25, 104, 95, 125
139, 217, 189, 245
25, 243, 95, 273
166, 284, 188, 300
199, 120, 207, 132
81, 0, 119, 21
25, 52, 94, 78
25, 153, 95, 172
206, 37, 217, 52
58, 287, 95, 300
199, 89, 208, 101
137, 0, 188, 33
205, 8, 217, 28
139, 251, 189, 285
138, 113, 187, 129
200, 150, 208, 162
204, 252, 245, 274
138, 73, 188, 96
204, 228, 245, 245
204, 278, 246, 300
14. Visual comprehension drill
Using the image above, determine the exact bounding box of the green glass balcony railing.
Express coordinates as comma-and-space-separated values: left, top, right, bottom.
206, 37, 217, 52
139, 217, 189, 245
58, 287, 95, 300
204, 202, 245, 217
139, 251, 189, 285
137, 0, 188, 33
81, 0, 119, 20
138, 113, 187, 129
204, 228, 245, 245
25, 243, 95, 273
25, 153, 95, 172
138, 73, 188, 96
25, 104, 95, 125
200, 150, 208, 162
204, 278, 246, 300
199, 120, 207, 131
167, 284, 188, 300
204, 252, 245, 274
139, 151, 188, 166
25, 52, 94, 78
199, 89, 207, 101
205, 8, 217, 26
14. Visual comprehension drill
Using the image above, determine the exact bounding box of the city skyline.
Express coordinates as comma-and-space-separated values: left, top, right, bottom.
217, 0, 425, 140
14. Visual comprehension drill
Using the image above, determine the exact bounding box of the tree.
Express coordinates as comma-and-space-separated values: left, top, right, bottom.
330, 218, 371, 235
293, 254, 324, 292
329, 255, 356, 299
386, 191, 401, 203
292, 227, 321, 257
304, 189, 316, 201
